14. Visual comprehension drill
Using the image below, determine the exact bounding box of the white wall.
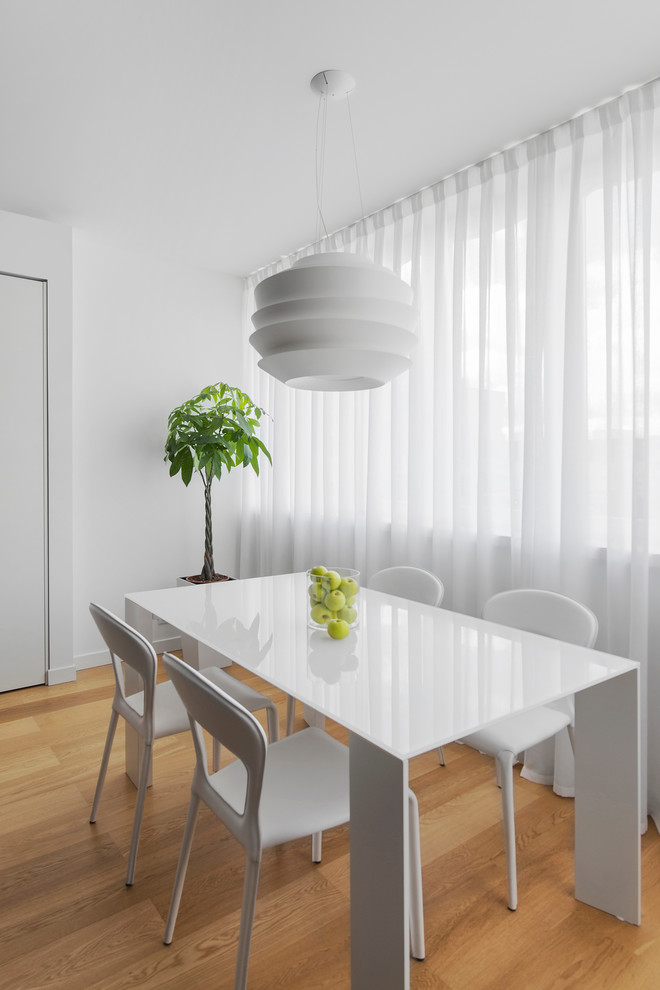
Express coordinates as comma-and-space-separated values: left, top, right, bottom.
0, 209, 74, 684
72, 231, 245, 668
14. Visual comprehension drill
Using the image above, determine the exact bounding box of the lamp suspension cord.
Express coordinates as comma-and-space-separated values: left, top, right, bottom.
314, 72, 365, 244
346, 92, 365, 222
315, 92, 329, 241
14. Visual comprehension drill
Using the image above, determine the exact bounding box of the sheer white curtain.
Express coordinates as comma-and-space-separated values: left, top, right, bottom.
240, 78, 660, 825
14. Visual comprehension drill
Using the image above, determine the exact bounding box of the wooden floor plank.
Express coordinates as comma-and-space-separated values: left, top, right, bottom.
0, 900, 165, 990
1, 662, 657, 990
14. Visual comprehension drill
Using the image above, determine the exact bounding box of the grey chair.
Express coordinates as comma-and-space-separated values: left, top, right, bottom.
162, 653, 426, 985
88, 603, 280, 885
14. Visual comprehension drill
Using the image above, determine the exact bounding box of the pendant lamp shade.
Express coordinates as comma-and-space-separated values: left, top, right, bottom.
250, 252, 418, 391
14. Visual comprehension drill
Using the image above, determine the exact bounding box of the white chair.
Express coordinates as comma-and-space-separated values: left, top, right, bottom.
461, 589, 598, 910
88, 603, 280, 886
368, 566, 445, 608
370, 566, 446, 765
162, 653, 426, 986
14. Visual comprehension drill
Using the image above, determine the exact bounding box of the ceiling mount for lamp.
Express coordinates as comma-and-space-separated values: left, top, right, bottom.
250, 70, 418, 392
309, 70, 355, 99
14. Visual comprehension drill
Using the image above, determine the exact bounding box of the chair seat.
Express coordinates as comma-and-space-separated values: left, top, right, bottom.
127, 665, 274, 739
127, 678, 190, 737
201, 667, 277, 718
209, 727, 350, 848
462, 706, 571, 759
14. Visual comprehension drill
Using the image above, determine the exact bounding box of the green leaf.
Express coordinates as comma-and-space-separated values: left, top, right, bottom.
212, 452, 224, 478
180, 448, 194, 486
232, 410, 249, 434
252, 437, 272, 464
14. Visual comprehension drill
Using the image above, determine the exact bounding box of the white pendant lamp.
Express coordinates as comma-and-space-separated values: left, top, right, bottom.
250, 71, 418, 392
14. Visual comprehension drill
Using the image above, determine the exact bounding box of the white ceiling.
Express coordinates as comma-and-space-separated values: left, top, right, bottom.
1, 0, 660, 277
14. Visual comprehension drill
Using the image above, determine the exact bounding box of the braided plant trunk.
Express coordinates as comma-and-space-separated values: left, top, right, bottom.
201, 471, 215, 581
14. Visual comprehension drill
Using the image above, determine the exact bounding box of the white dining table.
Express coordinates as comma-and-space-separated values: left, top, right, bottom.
125, 572, 641, 990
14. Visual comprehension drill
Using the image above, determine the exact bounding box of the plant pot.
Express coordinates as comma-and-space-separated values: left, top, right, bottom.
178, 573, 234, 586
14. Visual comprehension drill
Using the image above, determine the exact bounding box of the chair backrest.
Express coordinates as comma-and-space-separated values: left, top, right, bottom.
162, 653, 267, 854
368, 566, 444, 607
481, 589, 598, 647
89, 602, 158, 734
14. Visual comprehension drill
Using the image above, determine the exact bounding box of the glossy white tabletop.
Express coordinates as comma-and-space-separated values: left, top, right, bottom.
126, 573, 638, 760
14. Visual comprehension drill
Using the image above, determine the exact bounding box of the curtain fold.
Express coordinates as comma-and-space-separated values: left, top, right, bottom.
240, 76, 660, 825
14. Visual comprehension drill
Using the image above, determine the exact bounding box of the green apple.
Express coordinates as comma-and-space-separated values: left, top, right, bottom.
310, 565, 327, 576
324, 589, 346, 612
344, 594, 356, 606
339, 577, 359, 597
328, 619, 350, 639
338, 605, 357, 624
323, 570, 341, 590
311, 603, 333, 625
308, 583, 324, 602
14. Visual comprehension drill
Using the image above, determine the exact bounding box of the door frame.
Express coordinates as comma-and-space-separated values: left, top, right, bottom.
0, 211, 73, 685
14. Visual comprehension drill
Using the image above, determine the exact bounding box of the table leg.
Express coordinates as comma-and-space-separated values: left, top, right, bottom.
179, 633, 200, 669
302, 703, 326, 729
123, 600, 153, 788
349, 732, 410, 990
180, 634, 233, 670
574, 668, 641, 924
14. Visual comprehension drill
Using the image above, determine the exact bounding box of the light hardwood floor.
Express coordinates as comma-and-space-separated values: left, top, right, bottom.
1, 660, 659, 990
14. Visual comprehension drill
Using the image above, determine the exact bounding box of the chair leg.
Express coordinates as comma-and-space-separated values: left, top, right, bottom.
408, 789, 425, 960
286, 695, 296, 735
163, 792, 201, 944
497, 750, 518, 911
234, 853, 262, 990
311, 831, 322, 862
89, 709, 119, 823
567, 723, 575, 754
265, 700, 280, 743
125, 740, 152, 886
212, 738, 221, 773
437, 745, 445, 766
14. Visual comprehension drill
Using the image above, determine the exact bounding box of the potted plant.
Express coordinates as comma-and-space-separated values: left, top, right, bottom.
165, 382, 271, 583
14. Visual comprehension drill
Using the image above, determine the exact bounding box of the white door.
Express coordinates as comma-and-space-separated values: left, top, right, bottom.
0, 272, 47, 690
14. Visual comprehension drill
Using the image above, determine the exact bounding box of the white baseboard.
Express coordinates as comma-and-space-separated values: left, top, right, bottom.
46, 664, 77, 685
75, 634, 183, 670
